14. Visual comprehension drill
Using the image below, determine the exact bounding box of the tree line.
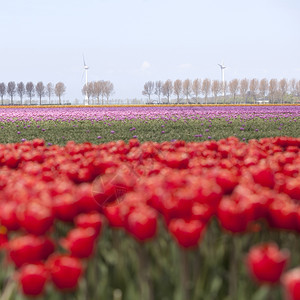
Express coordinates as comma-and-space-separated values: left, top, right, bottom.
142, 78, 300, 104
0, 81, 66, 105
81, 81, 114, 105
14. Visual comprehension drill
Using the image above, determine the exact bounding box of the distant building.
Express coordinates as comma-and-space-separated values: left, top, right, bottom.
256, 99, 270, 104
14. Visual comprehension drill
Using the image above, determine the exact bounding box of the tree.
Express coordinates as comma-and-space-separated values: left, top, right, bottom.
182, 79, 192, 104
201, 78, 211, 104
36, 82, 45, 105
192, 79, 201, 104
142, 81, 154, 103
240, 78, 249, 104
154, 81, 163, 104
211, 80, 221, 104
223, 81, 228, 103
17, 82, 25, 105
26, 82, 35, 105
173, 79, 183, 104
103, 81, 114, 103
0, 82, 6, 105
229, 79, 239, 104
249, 79, 259, 102
46, 83, 54, 104
99, 80, 106, 105
289, 79, 296, 97
269, 79, 278, 103
162, 80, 173, 104
296, 80, 300, 100
259, 78, 268, 100
82, 82, 94, 104
7, 81, 16, 105
93, 81, 103, 105
55, 82, 66, 105
278, 78, 288, 104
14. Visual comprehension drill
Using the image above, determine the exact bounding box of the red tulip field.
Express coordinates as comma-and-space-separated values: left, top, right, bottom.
0, 106, 299, 300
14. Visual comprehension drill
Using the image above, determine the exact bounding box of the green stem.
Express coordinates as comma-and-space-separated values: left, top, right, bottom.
0, 278, 15, 300
229, 236, 239, 300
179, 247, 190, 300
137, 242, 154, 300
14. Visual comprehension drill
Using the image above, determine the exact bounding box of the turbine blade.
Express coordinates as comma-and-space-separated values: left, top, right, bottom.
82, 54, 86, 67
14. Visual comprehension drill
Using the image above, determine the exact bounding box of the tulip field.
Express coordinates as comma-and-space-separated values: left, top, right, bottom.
0, 105, 299, 300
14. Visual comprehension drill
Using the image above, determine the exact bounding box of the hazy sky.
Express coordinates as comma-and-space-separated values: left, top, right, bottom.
0, 0, 299, 102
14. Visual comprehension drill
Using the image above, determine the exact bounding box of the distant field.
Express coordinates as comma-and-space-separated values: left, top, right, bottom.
0, 105, 299, 144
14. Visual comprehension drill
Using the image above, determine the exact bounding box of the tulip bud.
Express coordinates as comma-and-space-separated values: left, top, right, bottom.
247, 243, 289, 284
18, 264, 48, 296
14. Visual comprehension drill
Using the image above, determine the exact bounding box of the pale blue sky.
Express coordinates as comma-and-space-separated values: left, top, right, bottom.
0, 0, 299, 102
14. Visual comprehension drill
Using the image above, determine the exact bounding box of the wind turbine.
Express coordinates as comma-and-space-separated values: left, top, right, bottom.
83, 55, 89, 105
218, 62, 226, 97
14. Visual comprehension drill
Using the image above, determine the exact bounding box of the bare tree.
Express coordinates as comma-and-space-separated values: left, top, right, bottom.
182, 79, 192, 104
35, 82, 45, 105
142, 81, 154, 103
249, 78, 259, 102
269, 79, 278, 103
240, 78, 249, 104
192, 79, 201, 104
173, 79, 182, 104
229, 79, 239, 104
162, 80, 173, 104
278, 78, 288, 104
223, 81, 228, 102
0, 83, 5, 105
289, 79, 296, 98
103, 81, 114, 103
211, 80, 221, 104
16, 82, 25, 105
99, 80, 106, 105
82, 82, 94, 104
7, 81, 16, 105
296, 80, 300, 100
55, 82, 66, 105
26, 82, 35, 105
201, 78, 211, 104
93, 81, 102, 104
259, 78, 268, 101
154, 81, 163, 104
46, 83, 54, 104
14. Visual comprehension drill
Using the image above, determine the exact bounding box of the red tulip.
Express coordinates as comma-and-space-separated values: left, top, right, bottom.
282, 267, 300, 300
8, 235, 46, 268
250, 165, 275, 188
190, 202, 213, 223
61, 227, 96, 258
52, 193, 79, 222
268, 195, 297, 231
41, 238, 56, 261
194, 177, 223, 210
284, 178, 300, 201
103, 205, 125, 227
213, 168, 239, 194
76, 183, 101, 213
247, 243, 289, 284
92, 173, 121, 207
75, 212, 104, 236
168, 218, 206, 248
0, 201, 20, 231
17, 202, 54, 235
47, 255, 82, 290
18, 264, 48, 296
126, 207, 157, 242
217, 197, 254, 233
